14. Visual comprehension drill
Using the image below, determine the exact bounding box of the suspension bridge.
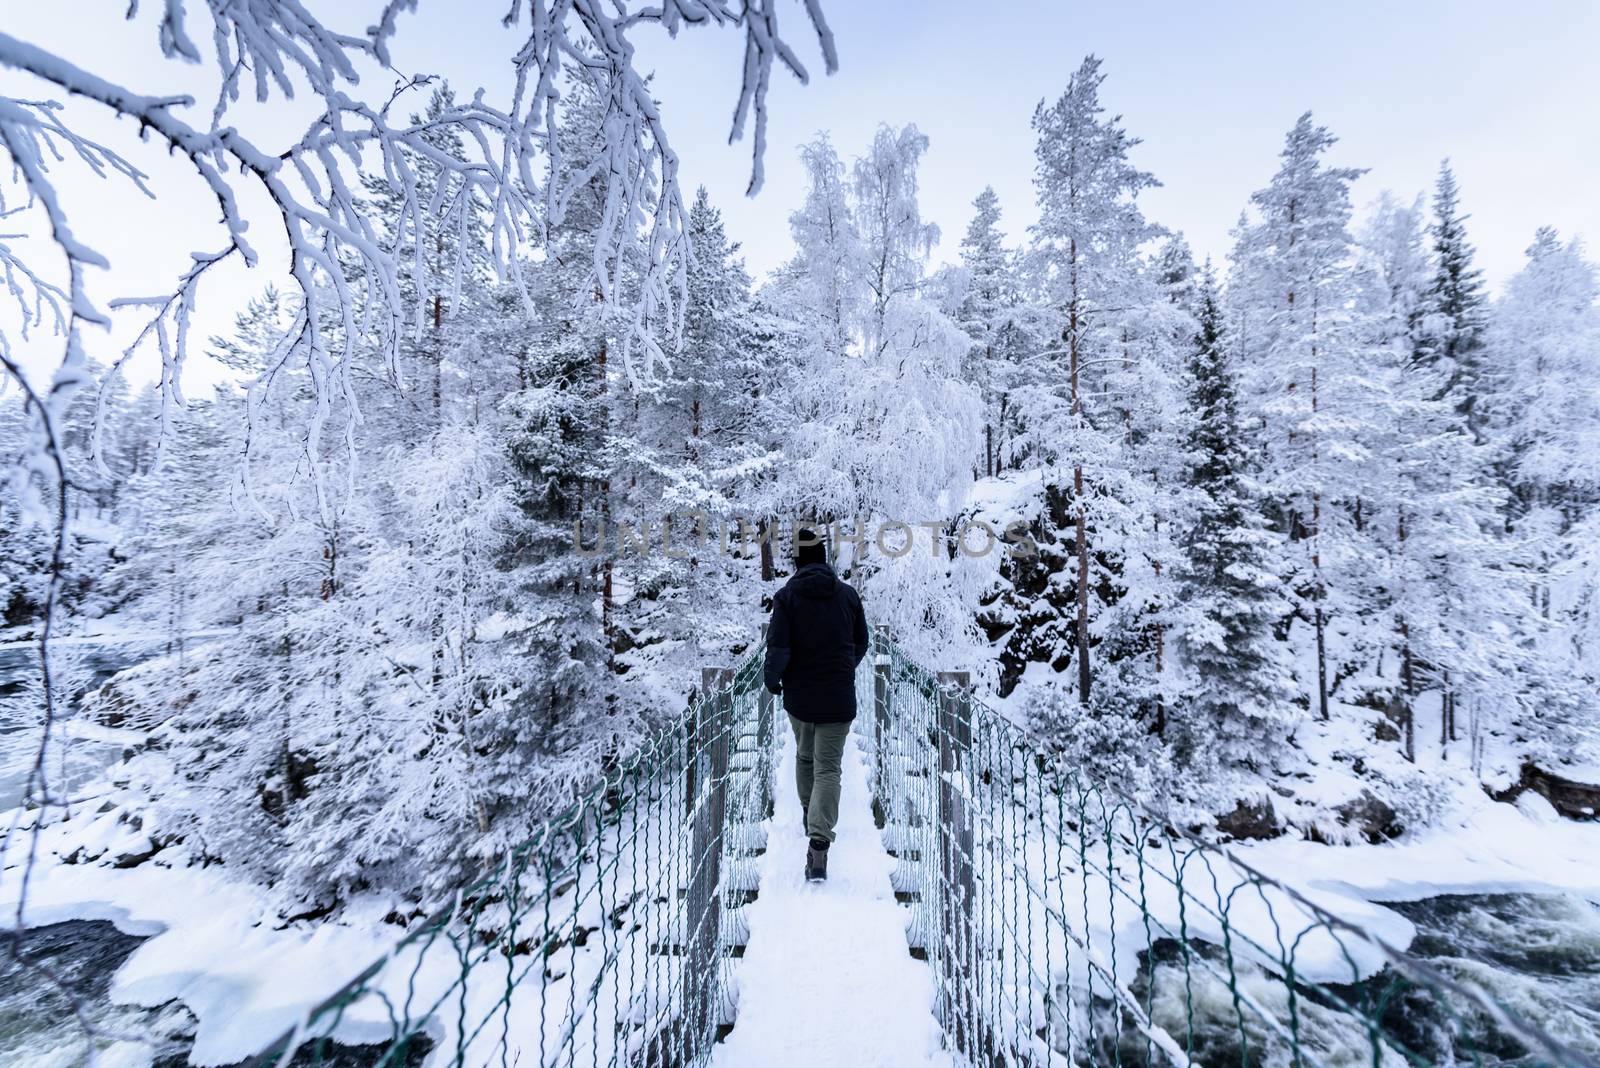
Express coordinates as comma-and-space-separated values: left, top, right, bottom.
248, 630, 1593, 1068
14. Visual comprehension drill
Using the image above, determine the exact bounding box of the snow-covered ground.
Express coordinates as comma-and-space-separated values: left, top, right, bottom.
1241, 789, 1600, 906
1, 807, 413, 1065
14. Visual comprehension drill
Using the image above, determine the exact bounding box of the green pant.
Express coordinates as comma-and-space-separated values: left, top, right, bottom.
789, 715, 850, 844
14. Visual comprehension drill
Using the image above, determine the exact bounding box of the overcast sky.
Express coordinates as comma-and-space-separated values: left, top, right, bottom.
4, 2, 1598, 389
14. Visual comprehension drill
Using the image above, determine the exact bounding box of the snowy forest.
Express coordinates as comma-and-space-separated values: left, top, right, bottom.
6, 44, 1600, 915
4, 8, 1600, 1063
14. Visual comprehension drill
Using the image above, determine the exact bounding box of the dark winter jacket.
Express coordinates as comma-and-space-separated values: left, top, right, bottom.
763, 562, 869, 724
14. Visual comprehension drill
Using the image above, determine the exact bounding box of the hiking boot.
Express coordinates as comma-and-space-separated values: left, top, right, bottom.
805, 839, 829, 882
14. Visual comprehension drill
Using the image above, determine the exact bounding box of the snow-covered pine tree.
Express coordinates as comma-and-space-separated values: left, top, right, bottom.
1228, 112, 1374, 724
1155, 234, 1200, 314
1173, 268, 1296, 787
1355, 196, 1511, 764
1494, 228, 1600, 525
1486, 228, 1600, 769
1016, 55, 1161, 707
497, 76, 629, 782
956, 187, 1028, 477
609, 186, 773, 696
1415, 161, 1491, 439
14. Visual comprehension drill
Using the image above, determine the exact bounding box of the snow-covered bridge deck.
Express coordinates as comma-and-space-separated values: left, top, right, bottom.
713, 726, 952, 1068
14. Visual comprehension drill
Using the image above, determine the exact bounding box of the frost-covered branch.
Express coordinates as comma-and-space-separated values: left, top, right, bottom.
0, 0, 835, 969
0, 0, 837, 463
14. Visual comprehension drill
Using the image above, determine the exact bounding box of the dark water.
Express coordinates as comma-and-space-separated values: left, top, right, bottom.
0, 920, 191, 1067
0, 923, 431, 1067
1081, 893, 1600, 1067
1371, 894, 1600, 1065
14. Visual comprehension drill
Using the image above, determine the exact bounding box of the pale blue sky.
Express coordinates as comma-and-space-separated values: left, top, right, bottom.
3, 2, 1597, 386
631, 0, 1600, 287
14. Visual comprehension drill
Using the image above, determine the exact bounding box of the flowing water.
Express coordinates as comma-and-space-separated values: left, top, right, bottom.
1373, 894, 1600, 1064
0, 920, 192, 1067
1091, 893, 1600, 1066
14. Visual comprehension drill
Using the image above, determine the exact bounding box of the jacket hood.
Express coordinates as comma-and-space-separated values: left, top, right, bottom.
788, 561, 839, 599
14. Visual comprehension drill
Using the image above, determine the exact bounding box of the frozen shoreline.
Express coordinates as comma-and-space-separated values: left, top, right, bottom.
1, 808, 412, 1066
1239, 791, 1600, 908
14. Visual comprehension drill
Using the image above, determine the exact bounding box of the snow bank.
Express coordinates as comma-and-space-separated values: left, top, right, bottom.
1239, 788, 1600, 906
0, 812, 409, 1066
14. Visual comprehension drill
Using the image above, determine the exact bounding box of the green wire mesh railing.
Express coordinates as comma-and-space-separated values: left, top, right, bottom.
248, 649, 776, 1068
857, 629, 1597, 1068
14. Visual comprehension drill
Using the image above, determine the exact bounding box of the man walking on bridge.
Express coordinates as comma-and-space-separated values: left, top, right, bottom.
763, 529, 869, 882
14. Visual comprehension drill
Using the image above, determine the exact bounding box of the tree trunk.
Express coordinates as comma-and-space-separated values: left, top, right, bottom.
1075, 472, 1089, 705
599, 337, 614, 669
1400, 621, 1417, 763
432, 231, 444, 416
997, 393, 1009, 473
1442, 670, 1458, 746
759, 516, 776, 583
1314, 603, 1329, 721
1309, 351, 1329, 722
1068, 244, 1089, 706
1397, 509, 1415, 761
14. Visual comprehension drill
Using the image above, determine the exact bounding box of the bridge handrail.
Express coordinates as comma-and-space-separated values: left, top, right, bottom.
247, 644, 771, 1068
862, 628, 1598, 1068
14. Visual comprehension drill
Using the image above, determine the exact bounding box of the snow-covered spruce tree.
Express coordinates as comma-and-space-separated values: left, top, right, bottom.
0, 402, 56, 631
96, 379, 370, 895
1171, 268, 1296, 789
1155, 234, 1200, 314
0, 353, 130, 631
608, 186, 775, 696
1486, 228, 1600, 769
1228, 112, 1376, 724
496, 78, 631, 794
285, 419, 530, 897
1002, 55, 1170, 725
955, 187, 1030, 477
1415, 161, 1491, 438
101, 395, 235, 661
1493, 229, 1600, 527
1350, 197, 1514, 767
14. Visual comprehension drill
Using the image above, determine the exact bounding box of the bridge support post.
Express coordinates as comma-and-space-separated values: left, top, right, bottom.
872, 628, 891, 822
758, 624, 775, 818
935, 670, 976, 1058
686, 667, 733, 1057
